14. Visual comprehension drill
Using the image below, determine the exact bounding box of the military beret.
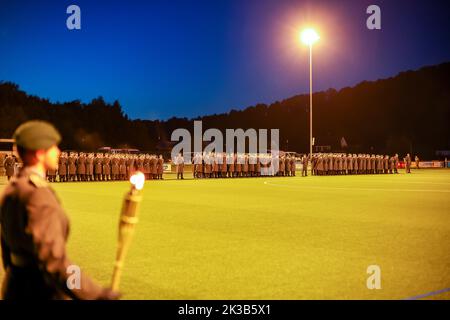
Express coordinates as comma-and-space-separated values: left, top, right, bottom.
13, 120, 61, 150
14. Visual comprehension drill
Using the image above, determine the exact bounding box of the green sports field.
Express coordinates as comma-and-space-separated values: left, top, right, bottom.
1, 169, 450, 300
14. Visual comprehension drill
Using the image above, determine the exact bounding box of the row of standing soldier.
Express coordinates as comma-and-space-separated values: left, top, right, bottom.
174, 153, 298, 179
48, 152, 164, 182
310, 153, 406, 175
2, 151, 418, 181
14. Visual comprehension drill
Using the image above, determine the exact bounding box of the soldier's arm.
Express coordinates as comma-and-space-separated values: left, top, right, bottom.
0, 235, 11, 270
0, 195, 10, 269
0, 198, 12, 269
25, 188, 113, 300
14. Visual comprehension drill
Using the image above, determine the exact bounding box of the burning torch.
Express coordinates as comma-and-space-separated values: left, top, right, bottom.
111, 171, 145, 291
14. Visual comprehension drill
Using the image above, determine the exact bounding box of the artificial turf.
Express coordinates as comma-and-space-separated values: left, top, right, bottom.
1, 169, 449, 299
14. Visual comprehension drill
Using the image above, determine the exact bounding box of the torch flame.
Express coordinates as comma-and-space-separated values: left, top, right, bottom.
130, 171, 145, 190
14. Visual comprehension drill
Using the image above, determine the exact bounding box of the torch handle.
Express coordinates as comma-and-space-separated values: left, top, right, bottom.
111, 191, 142, 291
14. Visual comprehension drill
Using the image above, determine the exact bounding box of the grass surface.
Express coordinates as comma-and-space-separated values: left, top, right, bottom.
1, 169, 449, 299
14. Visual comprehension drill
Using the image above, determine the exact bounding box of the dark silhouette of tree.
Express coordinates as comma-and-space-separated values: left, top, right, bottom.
1, 62, 449, 158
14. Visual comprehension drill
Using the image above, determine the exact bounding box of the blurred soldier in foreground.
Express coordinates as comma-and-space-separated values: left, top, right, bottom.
0, 121, 118, 300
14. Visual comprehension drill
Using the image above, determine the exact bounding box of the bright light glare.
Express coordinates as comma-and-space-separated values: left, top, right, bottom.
130, 171, 145, 190
300, 28, 319, 45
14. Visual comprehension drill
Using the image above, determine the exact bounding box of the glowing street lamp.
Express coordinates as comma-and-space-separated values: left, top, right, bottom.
300, 28, 319, 157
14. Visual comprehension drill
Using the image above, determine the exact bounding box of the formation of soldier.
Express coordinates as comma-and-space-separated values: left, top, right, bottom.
49, 152, 165, 182
1, 150, 422, 182
188, 152, 298, 179
310, 153, 401, 175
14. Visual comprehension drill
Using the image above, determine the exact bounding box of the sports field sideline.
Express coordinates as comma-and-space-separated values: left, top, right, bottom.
1, 169, 449, 300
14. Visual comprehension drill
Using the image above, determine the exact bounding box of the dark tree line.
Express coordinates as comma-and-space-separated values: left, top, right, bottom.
1, 62, 449, 158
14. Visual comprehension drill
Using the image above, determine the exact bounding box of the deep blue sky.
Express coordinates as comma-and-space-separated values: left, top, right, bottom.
1, 0, 449, 120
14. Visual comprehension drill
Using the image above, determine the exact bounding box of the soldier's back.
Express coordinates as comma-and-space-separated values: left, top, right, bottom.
0, 168, 69, 299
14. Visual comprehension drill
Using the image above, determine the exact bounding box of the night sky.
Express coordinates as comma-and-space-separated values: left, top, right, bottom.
1, 0, 449, 120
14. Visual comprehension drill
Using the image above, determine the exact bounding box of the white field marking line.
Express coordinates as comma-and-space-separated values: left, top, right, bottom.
263, 181, 450, 193
403, 287, 450, 300
336, 179, 450, 185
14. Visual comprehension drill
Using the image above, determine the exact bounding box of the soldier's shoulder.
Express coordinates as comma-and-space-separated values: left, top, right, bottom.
0, 171, 47, 203
29, 172, 49, 188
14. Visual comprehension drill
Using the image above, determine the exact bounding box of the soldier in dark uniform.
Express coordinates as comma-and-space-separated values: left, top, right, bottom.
235, 153, 242, 178
204, 153, 212, 179
124, 155, 133, 180
255, 154, 261, 177
143, 154, 151, 180
68, 152, 77, 182
110, 154, 119, 181
388, 155, 394, 174
290, 156, 296, 176
404, 153, 412, 174
47, 165, 57, 182
346, 154, 352, 175
135, 155, 144, 175
192, 153, 198, 179
354, 154, 359, 174
342, 154, 348, 175
377, 155, 383, 174
119, 155, 127, 181
150, 155, 157, 180
197, 153, 204, 178
102, 154, 111, 181
302, 154, 308, 177
227, 153, 234, 178
278, 155, 285, 177
221, 153, 228, 178
58, 152, 68, 182
86, 153, 94, 181
212, 153, 219, 178
284, 156, 291, 176
322, 154, 328, 175
94, 153, 103, 181
332, 154, 337, 175
0, 121, 118, 300
312, 155, 318, 175
242, 154, 249, 178
175, 153, 184, 179
157, 155, 164, 180
394, 154, 399, 174
76, 152, 86, 182
3, 154, 16, 181
384, 155, 389, 174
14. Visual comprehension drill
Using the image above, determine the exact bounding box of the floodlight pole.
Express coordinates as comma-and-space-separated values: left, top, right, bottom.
309, 43, 313, 158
